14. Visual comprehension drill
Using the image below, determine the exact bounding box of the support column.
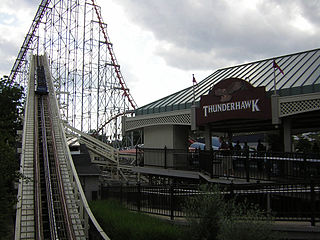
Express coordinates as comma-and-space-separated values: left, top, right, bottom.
191, 104, 197, 131
204, 126, 212, 150
271, 95, 281, 125
227, 131, 233, 148
283, 118, 292, 152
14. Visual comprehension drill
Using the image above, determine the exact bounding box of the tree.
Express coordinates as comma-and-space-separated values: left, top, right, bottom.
0, 76, 24, 238
295, 138, 312, 153
294, 132, 320, 155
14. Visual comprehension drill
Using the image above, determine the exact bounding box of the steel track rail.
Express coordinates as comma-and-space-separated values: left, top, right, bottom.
35, 63, 75, 238
34, 53, 108, 239
40, 96, 59, 240
34, 95, 43, 240
45, 95, 76, 239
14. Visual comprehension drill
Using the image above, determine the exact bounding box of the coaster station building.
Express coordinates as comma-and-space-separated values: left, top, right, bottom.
123, 48, 320, 181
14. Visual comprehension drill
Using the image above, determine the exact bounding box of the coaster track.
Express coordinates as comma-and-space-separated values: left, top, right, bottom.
15, 55, 109, 239
34, 56, 76, 239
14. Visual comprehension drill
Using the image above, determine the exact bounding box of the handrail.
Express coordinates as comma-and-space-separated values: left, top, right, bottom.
64, 123, 118, 163
65, 123, 118, 153
14, 55, 36, 240
59, 106, 111, 240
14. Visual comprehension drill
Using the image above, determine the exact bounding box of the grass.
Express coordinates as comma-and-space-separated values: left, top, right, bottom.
90, 199, 186, 240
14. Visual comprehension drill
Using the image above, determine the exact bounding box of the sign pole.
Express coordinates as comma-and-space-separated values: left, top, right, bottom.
192, 74, 196, 104
272, 60, 281, 125
273, 60, 277, 96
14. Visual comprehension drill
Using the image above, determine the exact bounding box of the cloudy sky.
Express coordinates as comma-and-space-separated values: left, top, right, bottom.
1, 0, 320, 106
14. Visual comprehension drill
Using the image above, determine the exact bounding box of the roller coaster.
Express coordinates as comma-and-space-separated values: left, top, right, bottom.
15, 55, 109, 239
35, 56, 75, 239
11, 0, 140, 238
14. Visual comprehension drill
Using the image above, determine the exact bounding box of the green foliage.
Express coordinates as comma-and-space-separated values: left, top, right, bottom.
218, 201, 279, 240
295, 138, 312, 153
294, 132, 320, 154
90, 200, 186, 240
0, 141, 18, 238
183, 185, 280, 240
0, 79, 24, 143
183, 185, 226, 240
0, 77, 23, 182
0, 77, 24, 239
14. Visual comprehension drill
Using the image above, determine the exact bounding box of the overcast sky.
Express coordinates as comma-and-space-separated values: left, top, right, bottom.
1, 0, 320, 106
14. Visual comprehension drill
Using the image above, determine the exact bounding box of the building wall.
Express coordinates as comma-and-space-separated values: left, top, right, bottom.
80, 176, 100, 202
144, 125, 189, 167
144, 125, 174, 148
173, 125, 189, 149
144, 125, 189, 148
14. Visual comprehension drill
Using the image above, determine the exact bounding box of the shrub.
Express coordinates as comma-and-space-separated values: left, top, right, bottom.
183, 185, 280, 240
90, 199, 186, 240
218, 202, 279, 240
183, 185, 226, 240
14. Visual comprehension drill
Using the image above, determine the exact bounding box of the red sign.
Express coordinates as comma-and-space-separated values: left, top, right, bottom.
196, 78, 271, 125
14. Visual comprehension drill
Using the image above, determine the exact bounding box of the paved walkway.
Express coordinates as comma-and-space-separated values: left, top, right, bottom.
148, 213, 320, 240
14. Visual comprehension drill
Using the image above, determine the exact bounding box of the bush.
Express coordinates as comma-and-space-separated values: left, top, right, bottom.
218, 202, 279, 240
183, 185, 226, 240
183, 185, 280, 240
90, 199, 186, 240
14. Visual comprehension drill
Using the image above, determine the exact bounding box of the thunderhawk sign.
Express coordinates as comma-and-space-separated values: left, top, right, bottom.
196, 78, 271, 125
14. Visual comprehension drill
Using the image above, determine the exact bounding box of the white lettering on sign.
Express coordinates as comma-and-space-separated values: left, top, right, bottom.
203, 99, 260, 117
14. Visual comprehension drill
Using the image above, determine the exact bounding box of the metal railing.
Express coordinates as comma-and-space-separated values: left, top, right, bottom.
136, 147, 320, 182
228, 181, 320, 226
200, 150, 320, 182
136, 146, 197, 170
101, 181, 320, 225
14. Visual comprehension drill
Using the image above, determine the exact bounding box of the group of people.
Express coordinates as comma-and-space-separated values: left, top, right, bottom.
217, 137, 266, 176
219, 137, 266, 153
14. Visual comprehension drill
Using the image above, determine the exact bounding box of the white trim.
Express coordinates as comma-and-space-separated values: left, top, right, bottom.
279, 92, 320, 103
279, 92, 320, 117
125, 109, 191, 131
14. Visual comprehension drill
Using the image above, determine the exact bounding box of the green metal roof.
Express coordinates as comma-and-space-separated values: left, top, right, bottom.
136, 48, 320, 116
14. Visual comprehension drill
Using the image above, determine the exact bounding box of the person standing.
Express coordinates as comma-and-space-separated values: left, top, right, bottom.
243, 141, 249, 154
234, 140, 241, 152
256, 139, 265, 170
219, 137, 228, 150
257, 139, 265, 152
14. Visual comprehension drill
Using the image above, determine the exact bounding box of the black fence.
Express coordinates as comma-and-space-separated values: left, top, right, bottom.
101, 183, 193, 220
136, 147, 196, 170
101, 181, 320, 225
136, 147, 320, 182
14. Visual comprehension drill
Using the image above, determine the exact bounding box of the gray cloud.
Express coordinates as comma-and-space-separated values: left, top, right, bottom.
286, 0, 320, 25
116, 0, 320, 70
3, 0, 320, 80
2, 0, 35, 10
0, 0, 39, 76
0, 38, 20, 76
